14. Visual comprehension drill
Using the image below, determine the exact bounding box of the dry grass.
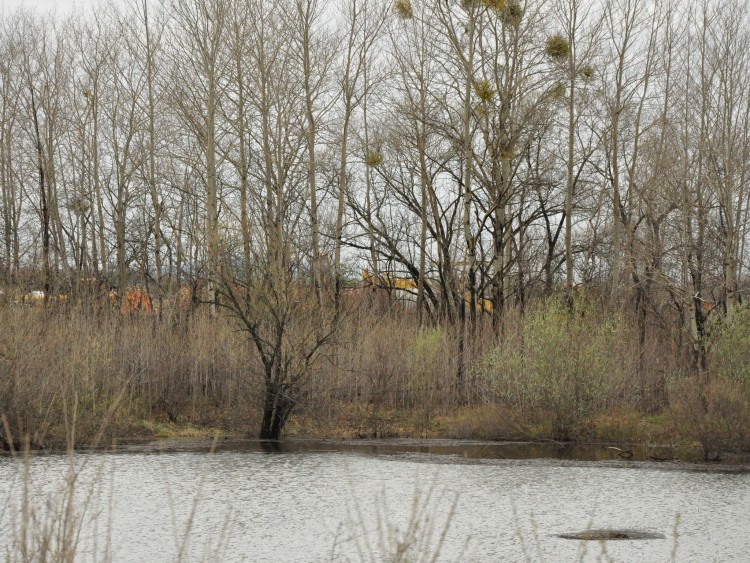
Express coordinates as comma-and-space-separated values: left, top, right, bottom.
336, 479, 466, 562
0, 306, 254, 448
0, 295, 748, 455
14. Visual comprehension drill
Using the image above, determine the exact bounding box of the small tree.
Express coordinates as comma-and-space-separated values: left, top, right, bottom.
219, 259, 341, 439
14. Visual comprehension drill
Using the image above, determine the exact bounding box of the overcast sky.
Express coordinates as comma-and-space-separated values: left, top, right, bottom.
2, 0, 101, 17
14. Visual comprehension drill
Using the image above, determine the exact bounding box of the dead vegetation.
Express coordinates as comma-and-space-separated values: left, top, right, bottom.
1, 294, 748, 460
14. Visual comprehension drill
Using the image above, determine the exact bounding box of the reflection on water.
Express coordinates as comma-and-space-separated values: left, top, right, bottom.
0, 441, 749, 562
113, 437, 750, 465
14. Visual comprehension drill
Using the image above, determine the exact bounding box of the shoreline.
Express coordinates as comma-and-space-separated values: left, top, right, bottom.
5, 434, 750, 473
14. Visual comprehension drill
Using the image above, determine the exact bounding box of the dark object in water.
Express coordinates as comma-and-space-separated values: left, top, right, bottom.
557, 529, 665, 541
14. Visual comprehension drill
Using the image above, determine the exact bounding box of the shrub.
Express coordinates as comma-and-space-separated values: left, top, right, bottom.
668, 307, 750, 459
412, 327, 443, 367
669, 375, 750, 461
410, 328, 444, 408
0, 307, 250, 448
475, 298, 632, 441
707, 306, 750, 391
447, 405, 522, 440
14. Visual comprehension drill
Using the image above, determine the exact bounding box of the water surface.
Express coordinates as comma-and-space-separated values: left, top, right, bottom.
1, 440, 748, 562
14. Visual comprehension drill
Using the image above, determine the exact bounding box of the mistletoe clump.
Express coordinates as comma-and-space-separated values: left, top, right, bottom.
578, 65, 595, 81
394, 0, 414, 19
364, 151, 384, 167
545, 33, 570, 60
473, 79, 496, 102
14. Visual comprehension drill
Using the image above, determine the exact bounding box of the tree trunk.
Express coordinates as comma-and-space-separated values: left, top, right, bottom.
143, 0, 163, 318
259, 379, 294, 440
301, 3, 322, 305
30, 86, 51, 295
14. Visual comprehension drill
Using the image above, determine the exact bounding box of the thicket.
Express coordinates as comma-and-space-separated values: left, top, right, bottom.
1, 292, 748, 460
668, 308, 750, 460
474, 299, 634, 441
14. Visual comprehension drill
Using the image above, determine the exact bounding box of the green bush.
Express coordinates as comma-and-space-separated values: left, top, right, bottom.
707, 306, 750, 391
476, 298, 631, 440
412, 327, 443, 366
668, 306, 750, 459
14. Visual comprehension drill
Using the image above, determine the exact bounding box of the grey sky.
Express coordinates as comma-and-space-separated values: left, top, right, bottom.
2, 0, 101, 17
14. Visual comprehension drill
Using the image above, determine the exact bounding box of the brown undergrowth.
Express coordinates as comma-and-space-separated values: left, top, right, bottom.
0, 297, 748, 460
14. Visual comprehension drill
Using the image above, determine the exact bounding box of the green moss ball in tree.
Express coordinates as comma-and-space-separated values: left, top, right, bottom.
364, 151, 384, 167
482, 0, 505, 11
473, 79, 496, 103
394, 0, 414, 19
578, 65, 595, 82
545, 33, 570, 60
481, 0, 523, 26
502, 1, 523, 26
552, 81, 567, 99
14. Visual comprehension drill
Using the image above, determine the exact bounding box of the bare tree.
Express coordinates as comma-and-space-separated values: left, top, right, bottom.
216, 0, 340, 440
333, 0, 387, 309
168, 0, 229, 315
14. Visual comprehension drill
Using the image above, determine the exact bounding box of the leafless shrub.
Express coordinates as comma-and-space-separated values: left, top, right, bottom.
668, 376, 750, 461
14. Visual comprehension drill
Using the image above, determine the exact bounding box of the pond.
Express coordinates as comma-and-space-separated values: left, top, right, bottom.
1, 439, 748, 562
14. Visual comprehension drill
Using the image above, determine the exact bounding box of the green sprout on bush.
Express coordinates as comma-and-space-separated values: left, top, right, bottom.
475, 298, 630, 441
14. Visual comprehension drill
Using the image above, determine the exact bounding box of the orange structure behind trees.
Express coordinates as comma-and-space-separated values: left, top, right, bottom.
109, 287, 153, 315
